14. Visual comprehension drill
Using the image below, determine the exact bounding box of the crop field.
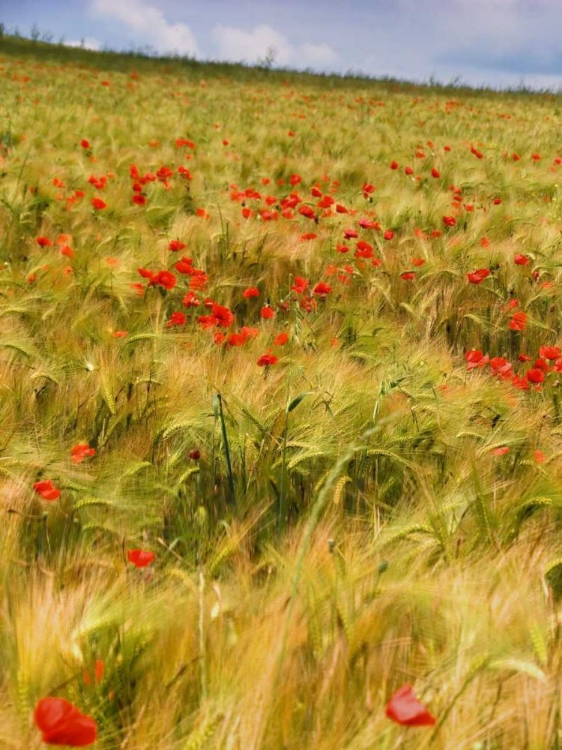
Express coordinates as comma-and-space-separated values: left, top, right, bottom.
2, 34, 562, 749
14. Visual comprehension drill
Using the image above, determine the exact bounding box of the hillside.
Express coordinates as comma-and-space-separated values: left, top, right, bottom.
1, 34, 562, 749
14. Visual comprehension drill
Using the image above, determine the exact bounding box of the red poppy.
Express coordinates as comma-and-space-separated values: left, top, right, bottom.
383, 230, 395, 241
261, 306, 276, 319
226, 332, 246, 346
467, 269, 490, 285
80, 139, 90, 150
274, 332, 289, 346
465, 349, 488, 369
189, 449, 201, 460
539, 346, 561, 360
168, 240, 186, 252
127, 549, 155, 568
240, 326, 259, 338
291, 277, 309, 294
534, 450, 546, 463
257, 353, 278, 367
33, 480, 60, 501
151, 271, 176, 290
243, 287, 260, 299
91, 198, 107, 210
514, 254, 529, 265
492, 446, 510, 456
509, 312, 527, 331
492, 197, 502, 205
299, 205, 316, 220
212, 303, 234, 328
183, 291, 200, 308
34, 697, 97, 746
411, 257, 425, 267
313, 282, 331, 297
71, 444, 96, 464
166, 312, 187, 328
527, 368, 545, 384
385, 684, 436, 727
404, 166, 414, 175
37, 236, 52, 247
431, 167, 440, 178
401, 271, 415, 280
131, 194, 146, 205
174, 256, 194, 275
390, 161, 399, 170
442, 216, 456, 227
83, 660, 104, 686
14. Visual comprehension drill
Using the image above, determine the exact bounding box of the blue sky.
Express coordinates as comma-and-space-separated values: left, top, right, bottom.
1, 0, 562, 90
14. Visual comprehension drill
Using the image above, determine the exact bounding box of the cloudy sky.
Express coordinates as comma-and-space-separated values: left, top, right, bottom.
2, 0, 562, 90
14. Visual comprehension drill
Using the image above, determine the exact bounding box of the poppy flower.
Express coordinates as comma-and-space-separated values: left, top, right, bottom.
166, 312, 186, 328
183, 291, 200, 308
212, 303, 234, 328
34, 697, 97, 746
243, 287, 260, 299
257, 353, 278, 367
404, 166, 414, 175
514, 254, 529, 265
390, 161, 399, 170
431, 167, 440, 178
261, 306, 275, 319
91, 198, 107, 210
189, 449, 201, 460
467, 269, 490, 285
33, 480, 60, 501
37, 236, 52, 247
411, 257, 425, 267
113, 330, 128, 338
313, 282, 331, 297
132, 194, 146, 205
274, 332, 289, 346
442, 216, 456, 227
509, 312, 527, 331
71, 444, 96, 464
127, 549, 155, 568
151, 271, 177, 291
383, 230, 395, 241
226, 332, 246, 346
291, 277, 309, 294
83, 660, 104, 686
385, 684, 436, 727
169, 240, 186, 252
492, 446, 510, 456
80, 139, 90, 150
465, 349, 488, 369
527, 368, 545, 384
401, 271, 415, 280
299, 205, 316, 220
534, 450, 546, 464
539, 346, 561, 360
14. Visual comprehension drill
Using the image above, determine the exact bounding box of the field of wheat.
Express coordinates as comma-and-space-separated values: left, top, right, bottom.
1, 34, 562, 749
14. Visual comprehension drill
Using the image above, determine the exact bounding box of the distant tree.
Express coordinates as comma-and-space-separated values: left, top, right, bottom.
30, 23, 40, 42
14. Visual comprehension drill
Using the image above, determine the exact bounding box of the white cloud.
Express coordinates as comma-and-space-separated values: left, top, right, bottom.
91, 0, 198, 56
65, 37, 102, 51
299, 43, 338, 67
213, 23, 338, 70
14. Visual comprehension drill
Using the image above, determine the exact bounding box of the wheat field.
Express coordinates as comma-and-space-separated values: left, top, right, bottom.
1, 33, 562, 749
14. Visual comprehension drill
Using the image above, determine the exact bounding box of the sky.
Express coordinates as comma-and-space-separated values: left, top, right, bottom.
1, 0, 562, 91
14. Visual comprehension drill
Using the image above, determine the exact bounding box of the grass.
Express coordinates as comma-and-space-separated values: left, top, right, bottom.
1, 33, 562, 748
